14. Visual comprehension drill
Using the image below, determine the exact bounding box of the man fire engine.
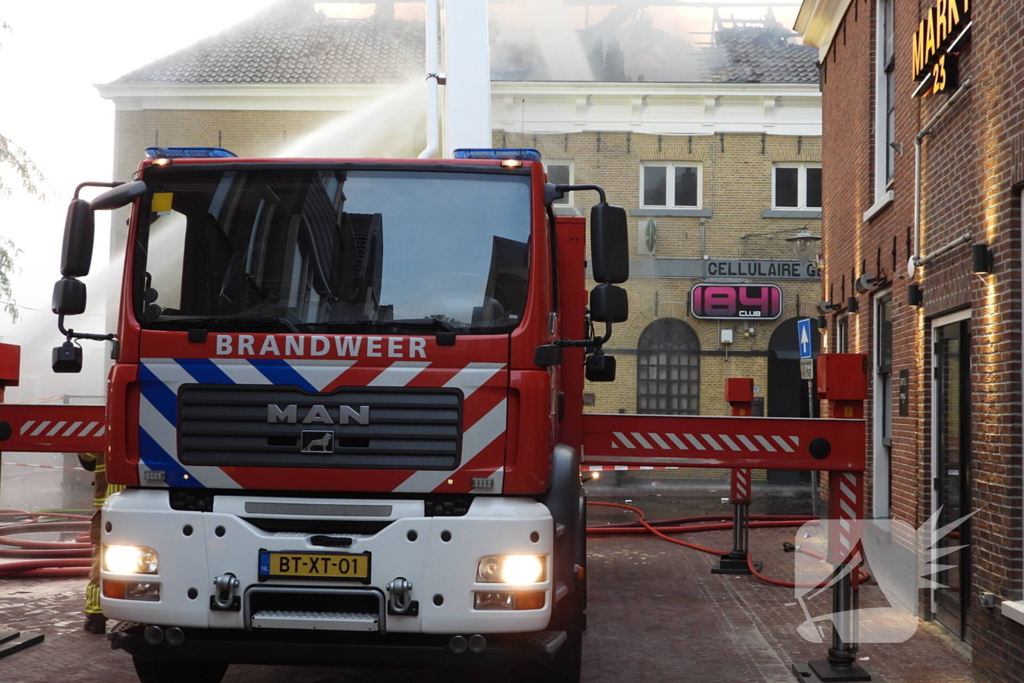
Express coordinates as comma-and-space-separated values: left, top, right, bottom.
50, 145, 629, 683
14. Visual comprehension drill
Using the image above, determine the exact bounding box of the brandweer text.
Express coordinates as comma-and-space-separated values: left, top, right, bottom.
215, 335, 428, 359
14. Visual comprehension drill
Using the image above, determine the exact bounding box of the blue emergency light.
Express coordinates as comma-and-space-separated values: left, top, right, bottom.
452, 148, 542, 161
145, 147, 238, 159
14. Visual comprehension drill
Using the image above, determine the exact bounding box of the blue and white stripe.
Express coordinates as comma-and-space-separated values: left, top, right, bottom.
138, 358, 358, 488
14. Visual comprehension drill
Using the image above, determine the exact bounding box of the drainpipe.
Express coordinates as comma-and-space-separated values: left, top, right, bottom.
418, 0, 441, 159
910, 79, 973, 275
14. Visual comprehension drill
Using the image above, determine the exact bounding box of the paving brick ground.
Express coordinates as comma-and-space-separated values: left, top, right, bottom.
0, 525, 974, 683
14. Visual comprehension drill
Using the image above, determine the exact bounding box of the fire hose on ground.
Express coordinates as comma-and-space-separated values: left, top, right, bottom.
586, 501, 870, 589
0, 512, 92, 578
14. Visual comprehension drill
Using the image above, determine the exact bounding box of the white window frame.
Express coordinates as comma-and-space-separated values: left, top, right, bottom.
772, 163, 822, 210
639, 162, 703, 210
874, 0, 895, 201
872, 289, 893, 519
545, 160, 574, 206
930, 307, 972, 616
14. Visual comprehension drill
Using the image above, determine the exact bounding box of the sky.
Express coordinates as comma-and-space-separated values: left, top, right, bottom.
0, 0, 281, 400
0, 0, 800, 402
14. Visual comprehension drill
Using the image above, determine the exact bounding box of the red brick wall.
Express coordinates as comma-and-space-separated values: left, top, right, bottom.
817, 0, 1024, 679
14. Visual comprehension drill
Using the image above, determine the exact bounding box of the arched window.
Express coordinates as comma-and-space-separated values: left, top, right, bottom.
637, 318, 701, 415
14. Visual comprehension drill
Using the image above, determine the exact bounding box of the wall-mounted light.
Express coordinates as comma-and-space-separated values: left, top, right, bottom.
847, 296, 859, 313
785, 231, 822, 266
972, 243, 993, 273
817, 315, 828, 330
907, 283, 923, 307
854, 272, 880, 294
817, 300, 841, 315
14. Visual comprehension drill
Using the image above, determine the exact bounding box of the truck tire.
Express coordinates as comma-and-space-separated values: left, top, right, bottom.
132, 657, 228, 683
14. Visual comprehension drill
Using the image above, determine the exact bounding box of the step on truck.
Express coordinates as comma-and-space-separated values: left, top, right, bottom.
51, 146, 630, 683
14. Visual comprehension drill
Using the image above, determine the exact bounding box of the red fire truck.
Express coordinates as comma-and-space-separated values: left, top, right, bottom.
48, 146, 629, 682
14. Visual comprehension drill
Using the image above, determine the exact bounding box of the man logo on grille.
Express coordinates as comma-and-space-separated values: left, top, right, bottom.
301, 431, 334, 453
267, 404, 370, 425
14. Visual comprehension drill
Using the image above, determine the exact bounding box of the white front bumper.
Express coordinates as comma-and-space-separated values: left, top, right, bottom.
101, 489, 553, 634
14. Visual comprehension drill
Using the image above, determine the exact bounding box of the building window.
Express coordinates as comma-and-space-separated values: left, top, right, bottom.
640, 163, 702, 209
835, 314, 849, 353
773, 164, 822, 210
874, 291, 893, 517
875, 0, 896, 196
545, 161, 573, 206
637, 318, 700, 415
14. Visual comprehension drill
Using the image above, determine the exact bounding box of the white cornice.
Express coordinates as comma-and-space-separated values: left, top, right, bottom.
794, 0, 854, 62
96, 80, 822, 137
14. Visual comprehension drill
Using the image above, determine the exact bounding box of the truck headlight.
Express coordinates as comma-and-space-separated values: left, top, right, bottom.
476, 555, 546, 584
104, 545, 159, 575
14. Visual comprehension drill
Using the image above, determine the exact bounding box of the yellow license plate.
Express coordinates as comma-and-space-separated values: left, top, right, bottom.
258, 550, 371, 583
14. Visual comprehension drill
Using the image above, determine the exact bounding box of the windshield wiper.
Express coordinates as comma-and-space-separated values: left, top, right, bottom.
293, 318, 460, 333
147, 315, 301, 333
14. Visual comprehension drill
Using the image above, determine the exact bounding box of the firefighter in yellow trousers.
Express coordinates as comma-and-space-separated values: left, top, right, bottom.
78, 452, 125, 634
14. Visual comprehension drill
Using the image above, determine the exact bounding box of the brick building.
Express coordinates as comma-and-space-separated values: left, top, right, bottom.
98, 1, 825, 430
796, 0, 1024, 678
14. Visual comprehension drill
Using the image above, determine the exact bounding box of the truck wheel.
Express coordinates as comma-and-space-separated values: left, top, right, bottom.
132, 656, 228, 683
511, 614, 583, 683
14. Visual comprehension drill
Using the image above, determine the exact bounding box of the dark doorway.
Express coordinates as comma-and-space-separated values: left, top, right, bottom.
767, 317, 821, 483
934, 319, 971, 641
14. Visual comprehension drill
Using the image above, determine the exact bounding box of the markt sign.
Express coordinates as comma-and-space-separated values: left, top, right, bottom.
912, 0, 971, 97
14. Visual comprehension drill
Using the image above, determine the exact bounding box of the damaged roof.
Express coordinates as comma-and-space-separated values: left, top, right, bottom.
708, 26, 819, 84
111, 1, 424, 85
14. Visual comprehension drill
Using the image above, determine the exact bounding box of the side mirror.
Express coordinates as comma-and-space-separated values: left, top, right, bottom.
61, 199, 95, 278
590, 202, 628, 284
51, 278, 87, 316
585, 351, 616, 383
590, 283, 628, 323
90, 180, 147, 211
52, 340, 83, 374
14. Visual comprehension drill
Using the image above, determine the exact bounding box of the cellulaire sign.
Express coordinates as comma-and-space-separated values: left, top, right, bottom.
690, 284, 782, 320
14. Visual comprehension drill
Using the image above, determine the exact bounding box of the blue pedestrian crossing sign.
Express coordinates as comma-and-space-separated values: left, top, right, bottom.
798, 319, 813, 359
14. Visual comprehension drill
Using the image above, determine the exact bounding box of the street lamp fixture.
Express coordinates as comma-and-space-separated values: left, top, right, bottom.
785, 231, 822, 266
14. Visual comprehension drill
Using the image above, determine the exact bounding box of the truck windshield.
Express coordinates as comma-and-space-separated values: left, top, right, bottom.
133, 167, 532, 335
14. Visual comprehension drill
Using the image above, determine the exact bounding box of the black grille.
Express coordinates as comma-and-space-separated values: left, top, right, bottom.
178, 385, 462, 469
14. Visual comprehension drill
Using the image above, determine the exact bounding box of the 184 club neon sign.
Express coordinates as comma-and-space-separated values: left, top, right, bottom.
690, 284, 782, 320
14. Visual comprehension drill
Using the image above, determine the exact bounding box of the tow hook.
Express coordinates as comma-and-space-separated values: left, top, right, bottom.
387, 577, 418, 616
211, 573, 240, 611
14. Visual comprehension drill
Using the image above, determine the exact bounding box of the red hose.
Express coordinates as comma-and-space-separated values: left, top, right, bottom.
595, 514, 815, 530
587, 501, 729, 555
589, 520, 819, 535
0, 568, 89, 578
587, 501, 869, 589
0, 548, 92, 559
0, 558, 91, 574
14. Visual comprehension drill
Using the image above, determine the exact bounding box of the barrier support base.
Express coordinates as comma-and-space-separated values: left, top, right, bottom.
711, 552, 760, 575
793, 661, 874, 682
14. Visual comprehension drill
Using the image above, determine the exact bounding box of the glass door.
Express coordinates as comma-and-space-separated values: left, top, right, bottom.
934, 319, 971, 640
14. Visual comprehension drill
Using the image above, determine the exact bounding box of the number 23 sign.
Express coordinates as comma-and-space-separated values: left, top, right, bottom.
690, 284, 782, 320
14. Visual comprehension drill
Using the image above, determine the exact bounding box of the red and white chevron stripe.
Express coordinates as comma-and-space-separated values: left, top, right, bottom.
138, 357, 509, 496
730, 468, 752, 504
20, 419, 105, 438
829, 471, 863, 565
610, 430, 799, 453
